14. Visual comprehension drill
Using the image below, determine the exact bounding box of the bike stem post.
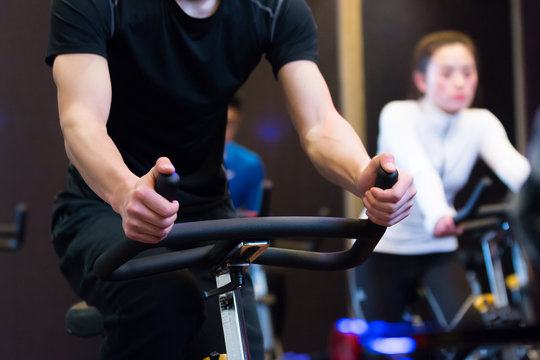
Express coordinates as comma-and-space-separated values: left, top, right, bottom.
204, 241, 269, 360
216, 267, 250, 360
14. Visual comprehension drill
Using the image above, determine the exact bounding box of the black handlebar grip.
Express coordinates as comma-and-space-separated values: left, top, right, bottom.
375, 167, 398, 190
155, 172, 180, 201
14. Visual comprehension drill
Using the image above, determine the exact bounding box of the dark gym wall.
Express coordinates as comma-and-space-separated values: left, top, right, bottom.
0, 1, 102, 359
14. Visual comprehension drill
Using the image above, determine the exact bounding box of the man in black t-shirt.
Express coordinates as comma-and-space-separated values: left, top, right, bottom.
46, 0, 416, 359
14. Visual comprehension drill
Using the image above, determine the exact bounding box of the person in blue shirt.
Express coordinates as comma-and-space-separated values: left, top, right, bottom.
224, 95, 266, 217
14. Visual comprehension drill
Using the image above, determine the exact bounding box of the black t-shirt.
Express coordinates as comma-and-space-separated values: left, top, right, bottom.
46, 0, 317, 213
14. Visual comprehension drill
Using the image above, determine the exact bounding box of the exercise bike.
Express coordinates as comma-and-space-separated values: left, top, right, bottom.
0, 203, 27, 251
90, 168, 397, 360
454, 178, 536, 329
453, 179, 538, 359
337, 178, 540, 359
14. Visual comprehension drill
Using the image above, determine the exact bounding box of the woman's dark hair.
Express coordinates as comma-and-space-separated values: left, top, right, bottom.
409, 30, 478, 98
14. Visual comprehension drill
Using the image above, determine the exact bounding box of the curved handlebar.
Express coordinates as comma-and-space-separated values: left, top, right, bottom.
453, 177, 516, 233
95, 168, 397, 281
0, 203, 27, 251
454, 177, 493, 223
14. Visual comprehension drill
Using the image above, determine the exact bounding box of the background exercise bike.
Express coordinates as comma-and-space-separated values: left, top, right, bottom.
455, 178, 536, 330
338, 177, 540, 359
0, 203, 27, 251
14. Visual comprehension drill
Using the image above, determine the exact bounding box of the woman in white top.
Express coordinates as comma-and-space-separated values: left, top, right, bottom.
354, 30, 531, 330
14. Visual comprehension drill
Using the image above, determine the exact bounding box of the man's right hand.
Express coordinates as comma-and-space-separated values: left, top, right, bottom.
119, 157, 179, 244
361, 153, 416, 227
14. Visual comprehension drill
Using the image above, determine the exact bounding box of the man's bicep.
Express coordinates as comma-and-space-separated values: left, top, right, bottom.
53, 53, 112, 127
277, 60, 336, 137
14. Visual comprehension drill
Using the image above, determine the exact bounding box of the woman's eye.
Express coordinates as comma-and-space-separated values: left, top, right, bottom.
462, 66, 476, 78
441, 71, 452, 78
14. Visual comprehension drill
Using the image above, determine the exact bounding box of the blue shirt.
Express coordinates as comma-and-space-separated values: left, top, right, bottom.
224, 141, 266, 212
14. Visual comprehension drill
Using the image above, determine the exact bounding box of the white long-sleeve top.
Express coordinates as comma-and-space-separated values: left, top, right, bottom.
373, 99, 531, 254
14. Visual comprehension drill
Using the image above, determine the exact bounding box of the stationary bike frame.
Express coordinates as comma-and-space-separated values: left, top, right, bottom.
455, 178, 536, 326
338, 178, 539, 359
0, 203, 27, 251
93, 169, 397, 360
349, 177, 533, 327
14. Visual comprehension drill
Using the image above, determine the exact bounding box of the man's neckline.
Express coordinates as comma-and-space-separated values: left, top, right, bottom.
175, 0, 221, 19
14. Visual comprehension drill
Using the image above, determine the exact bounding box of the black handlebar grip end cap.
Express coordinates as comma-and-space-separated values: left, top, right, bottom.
375, 167, 398, 190
155, 172, 180, 202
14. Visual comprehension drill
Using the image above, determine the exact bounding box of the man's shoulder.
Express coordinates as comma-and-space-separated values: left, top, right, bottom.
52, 0, 112, 11
49, 0, 115, 28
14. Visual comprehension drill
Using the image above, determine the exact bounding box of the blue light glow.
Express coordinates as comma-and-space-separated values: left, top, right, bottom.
255, 114, 287, 143
336, 318, 369, 335
368, 320, 390, 335
280, 352, 311, 360
366, 337, 416, 355
256, 122, 281, 142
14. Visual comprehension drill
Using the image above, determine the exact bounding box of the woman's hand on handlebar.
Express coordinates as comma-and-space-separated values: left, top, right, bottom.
118, 157, 179, 244
434, 216, 463, 238
361, 153, 416, 227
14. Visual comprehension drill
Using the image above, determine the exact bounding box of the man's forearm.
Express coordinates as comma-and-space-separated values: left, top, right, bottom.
53, 54, 138, 213
61, 116, 138, 213
303, 113, 372, 197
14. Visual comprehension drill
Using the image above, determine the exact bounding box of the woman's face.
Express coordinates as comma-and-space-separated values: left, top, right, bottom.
415, 43, 478, 114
